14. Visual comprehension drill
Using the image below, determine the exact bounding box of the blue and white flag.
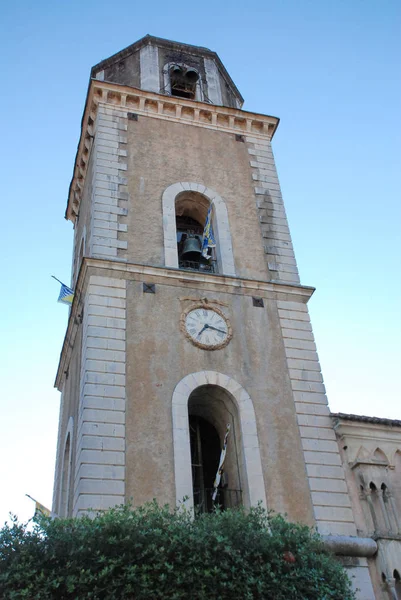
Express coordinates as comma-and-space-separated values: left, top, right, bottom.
52, 276, 74, 305
58, 283, 74, 305
201, 204, 216, 259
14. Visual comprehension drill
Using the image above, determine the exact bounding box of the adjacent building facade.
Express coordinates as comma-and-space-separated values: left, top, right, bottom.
52, 35, 400, 598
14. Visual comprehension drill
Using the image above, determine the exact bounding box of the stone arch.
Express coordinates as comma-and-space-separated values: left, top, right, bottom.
171, 371, 266, 510
58, 416, 73, 517
162, 182, 235, 276
373, 447, 389, 464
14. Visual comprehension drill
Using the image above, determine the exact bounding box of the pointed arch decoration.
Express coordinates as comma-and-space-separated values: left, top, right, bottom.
372, 447, 389, 464
162, 182, 236, 276
171, 371, 267, 511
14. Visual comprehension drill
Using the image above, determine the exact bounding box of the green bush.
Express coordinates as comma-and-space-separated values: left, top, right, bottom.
0, 502, 355, 599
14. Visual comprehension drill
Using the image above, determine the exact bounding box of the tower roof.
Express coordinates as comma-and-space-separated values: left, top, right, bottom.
90, 34, 244, 106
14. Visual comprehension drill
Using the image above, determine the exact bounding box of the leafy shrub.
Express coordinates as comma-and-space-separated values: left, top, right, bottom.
0, 502, 355, 599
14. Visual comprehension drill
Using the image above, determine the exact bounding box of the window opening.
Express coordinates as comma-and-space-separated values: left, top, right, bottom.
176, 215, 215, 273
190, 415, 241, 513
60, 433, 71, 517
395, 570, 401, 600
170, 65, 199, 99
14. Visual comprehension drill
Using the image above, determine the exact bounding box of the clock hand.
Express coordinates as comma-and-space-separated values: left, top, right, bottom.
197, 325, 207, 339
206, 325, 226, 334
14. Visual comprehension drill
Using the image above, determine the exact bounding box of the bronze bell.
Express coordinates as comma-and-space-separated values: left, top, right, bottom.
181, 235, 202, 261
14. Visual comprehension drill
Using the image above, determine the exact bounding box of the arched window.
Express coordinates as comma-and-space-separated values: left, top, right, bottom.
171, 371, 267, 512
394, 570, 401, 600
162, 182, 235, 276
60, 432, 72, 517
175, 191, 216, 273
188, 385, 243, 513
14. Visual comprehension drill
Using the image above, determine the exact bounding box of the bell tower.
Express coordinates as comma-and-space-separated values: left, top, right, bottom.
53, 35, 376, 597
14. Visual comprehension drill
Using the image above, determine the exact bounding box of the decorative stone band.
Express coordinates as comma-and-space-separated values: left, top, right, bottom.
322, 535, 377, 557
66, 80, 279, 222
245, 136, 300, 285
89, 105, 128, 261
277, 299, 357, 537
73, 275, 126, 516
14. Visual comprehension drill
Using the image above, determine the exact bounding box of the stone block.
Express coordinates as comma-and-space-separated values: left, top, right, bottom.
291, 381, 326, 394
93, 227, 118, 240
79, 449, 125, 466
317, 521, 357, 536
96, 172, 128, 185
288, 358, 321, 371
290, 370, 324, 383
92, 210, 118, 222
281, 319, 312, 332
297, 414, 332, 428
95, 166, 119, 177
285, 348, 319, 362
92, 245, 117, 257
277, 301, 308, 312
311, 491, 351, 508
303, 451, 342, 466
86, 315, 125, 330
292, 390, 327, 404
87, 294, 126, 309
79, 407, 125, 428
301, 438, 338, 452
87, 304, 126, 319
81, 392, 125, 411
306, 464, 346, 479
79, 423, 125, 439
85, 325, 125, 341
74, 494, 125, 512
295, 403, 329, 418
314, 506, 354, 522
299, 426, 336, 441
282, 328, 315, 341
308, 477, 348, 493
84, 372, 126, 387
79, 436, 125, 452
83, 383, 125, 399
266, 254, 297, 267
85, 358, 125, 374
77, 479, 125, 496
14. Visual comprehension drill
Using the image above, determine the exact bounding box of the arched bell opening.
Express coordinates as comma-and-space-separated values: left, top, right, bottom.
188, 384, 243, 514
175, 191, 216, 273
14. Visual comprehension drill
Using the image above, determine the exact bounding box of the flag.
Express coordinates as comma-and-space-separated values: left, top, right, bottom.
34, 501, 52, 518
26, 494, 52, 518
201, 204, 216, 259
212, 424, 231, 501
57, 282, 74, 305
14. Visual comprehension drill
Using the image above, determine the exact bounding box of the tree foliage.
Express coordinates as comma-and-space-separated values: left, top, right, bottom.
0, 502, 355, 599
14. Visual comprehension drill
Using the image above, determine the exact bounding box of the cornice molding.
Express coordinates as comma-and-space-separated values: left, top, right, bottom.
66, 80, 279, 223
55, 258, 315, 390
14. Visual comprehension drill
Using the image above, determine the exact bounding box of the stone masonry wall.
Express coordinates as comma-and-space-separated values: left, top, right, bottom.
89, 105, 129, 261
245, 136, 300, 284
277, 299, 357, 537
73, 275, 127, 516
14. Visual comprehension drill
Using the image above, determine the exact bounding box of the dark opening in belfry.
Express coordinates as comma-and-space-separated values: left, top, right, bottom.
170, 65, 199, 99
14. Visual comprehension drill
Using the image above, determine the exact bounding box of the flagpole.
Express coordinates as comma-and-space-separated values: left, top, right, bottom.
51, 275, 65, 286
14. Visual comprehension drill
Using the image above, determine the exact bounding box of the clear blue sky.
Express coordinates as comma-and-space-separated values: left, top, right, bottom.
1, 0, 400, 524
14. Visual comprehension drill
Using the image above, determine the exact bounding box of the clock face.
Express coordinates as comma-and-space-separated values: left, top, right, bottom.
183, 307, 231, 350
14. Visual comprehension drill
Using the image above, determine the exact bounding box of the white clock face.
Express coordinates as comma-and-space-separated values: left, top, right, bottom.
184, 308, 230, 349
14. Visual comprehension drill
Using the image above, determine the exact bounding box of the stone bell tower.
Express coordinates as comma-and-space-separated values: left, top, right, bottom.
53, 35, 377, 597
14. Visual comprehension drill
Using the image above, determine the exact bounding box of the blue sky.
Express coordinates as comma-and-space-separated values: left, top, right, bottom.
1, 0, 400, 524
